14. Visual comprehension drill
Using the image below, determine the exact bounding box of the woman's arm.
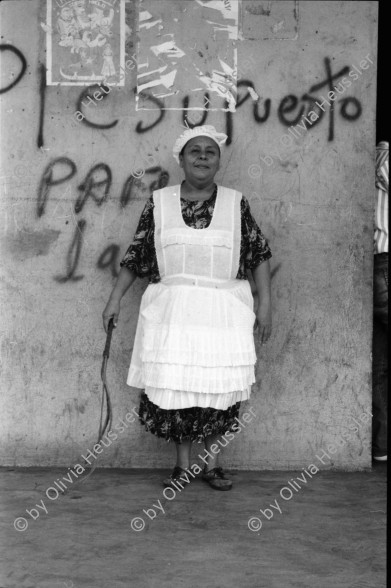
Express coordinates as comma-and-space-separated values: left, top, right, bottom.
252, 259, 272, 344
102, 266, 137, 332
102, 196, 157, 332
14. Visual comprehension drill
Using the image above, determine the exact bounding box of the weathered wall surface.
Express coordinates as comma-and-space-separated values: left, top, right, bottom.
0, 0, 377, 470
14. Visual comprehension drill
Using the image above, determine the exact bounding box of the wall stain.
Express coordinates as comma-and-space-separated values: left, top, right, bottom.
5, 228, 60, 258
62, 398, 87, 417
245, 3, 271, 16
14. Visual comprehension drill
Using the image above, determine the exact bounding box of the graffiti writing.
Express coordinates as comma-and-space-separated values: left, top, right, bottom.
55, 219, 86, 283
132, 58, 365, 144
97, 244, 121, 278
75, 163, 112, 214
75, 84, 118, 129
134, 92, 165, 133
37, 63, 46, 148
37, 160, 169, 218
2, 45, 369, 283
37, 158, 78, 218
120, 167, 169, 207
35, 159, 170, 281
0, 44, 27, 94
2, 44, 366, 145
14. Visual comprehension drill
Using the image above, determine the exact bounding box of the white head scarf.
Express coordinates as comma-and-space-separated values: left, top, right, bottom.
173, 125, 228, 163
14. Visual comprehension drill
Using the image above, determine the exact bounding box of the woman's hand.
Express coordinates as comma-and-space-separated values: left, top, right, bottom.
251, 260, 272, 346
102, 298, 120, 333
101, 267, 138, 332
254, 303, 272, 345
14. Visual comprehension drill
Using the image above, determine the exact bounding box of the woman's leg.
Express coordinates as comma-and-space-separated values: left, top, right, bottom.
175, 439, 192, 469
202, 433, 232, 490
203, 434, 220, 471
163, 439, 192, 487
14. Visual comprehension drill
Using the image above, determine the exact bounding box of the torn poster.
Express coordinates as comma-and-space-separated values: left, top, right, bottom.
44, 0, 125, 86
136, 0, 238, 111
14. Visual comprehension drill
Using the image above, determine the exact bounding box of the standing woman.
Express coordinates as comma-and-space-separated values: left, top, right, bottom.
102, 126, 272, 490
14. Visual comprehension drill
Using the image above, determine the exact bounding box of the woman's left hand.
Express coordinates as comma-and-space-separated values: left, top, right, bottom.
254, 304, 272, 345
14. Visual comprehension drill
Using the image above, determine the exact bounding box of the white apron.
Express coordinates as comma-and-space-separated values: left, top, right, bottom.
126, 184, 257, 410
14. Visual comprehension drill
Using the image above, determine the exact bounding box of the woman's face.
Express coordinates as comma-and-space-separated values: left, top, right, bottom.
179, 136, 220, 185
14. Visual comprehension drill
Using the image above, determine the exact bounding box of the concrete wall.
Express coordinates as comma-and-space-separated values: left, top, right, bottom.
0, 0, 377, 470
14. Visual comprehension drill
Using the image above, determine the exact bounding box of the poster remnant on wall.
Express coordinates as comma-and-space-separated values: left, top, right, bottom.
136, 0, 238, 111
242, 0, 299, 40
44, 0, 125, 85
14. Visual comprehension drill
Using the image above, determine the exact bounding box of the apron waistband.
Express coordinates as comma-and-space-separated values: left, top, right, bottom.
161, 274, 240, 290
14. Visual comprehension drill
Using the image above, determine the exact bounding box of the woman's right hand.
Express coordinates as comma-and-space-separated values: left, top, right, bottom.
102, 298, 120, 333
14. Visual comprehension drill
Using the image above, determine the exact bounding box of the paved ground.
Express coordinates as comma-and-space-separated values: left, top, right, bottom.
1, 464, 387, 588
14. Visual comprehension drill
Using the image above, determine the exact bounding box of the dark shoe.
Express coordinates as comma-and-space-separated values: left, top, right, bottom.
163, 465, 191, 489
202, 466, 232, 491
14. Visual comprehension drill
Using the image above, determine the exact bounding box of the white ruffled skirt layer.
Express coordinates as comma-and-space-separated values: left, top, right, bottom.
127, 278, 257, 410
142, 387, 251, 410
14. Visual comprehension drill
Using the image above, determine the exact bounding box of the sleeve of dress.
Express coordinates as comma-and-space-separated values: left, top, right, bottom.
119, 196, 160, 279
240, 195, 272, 270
